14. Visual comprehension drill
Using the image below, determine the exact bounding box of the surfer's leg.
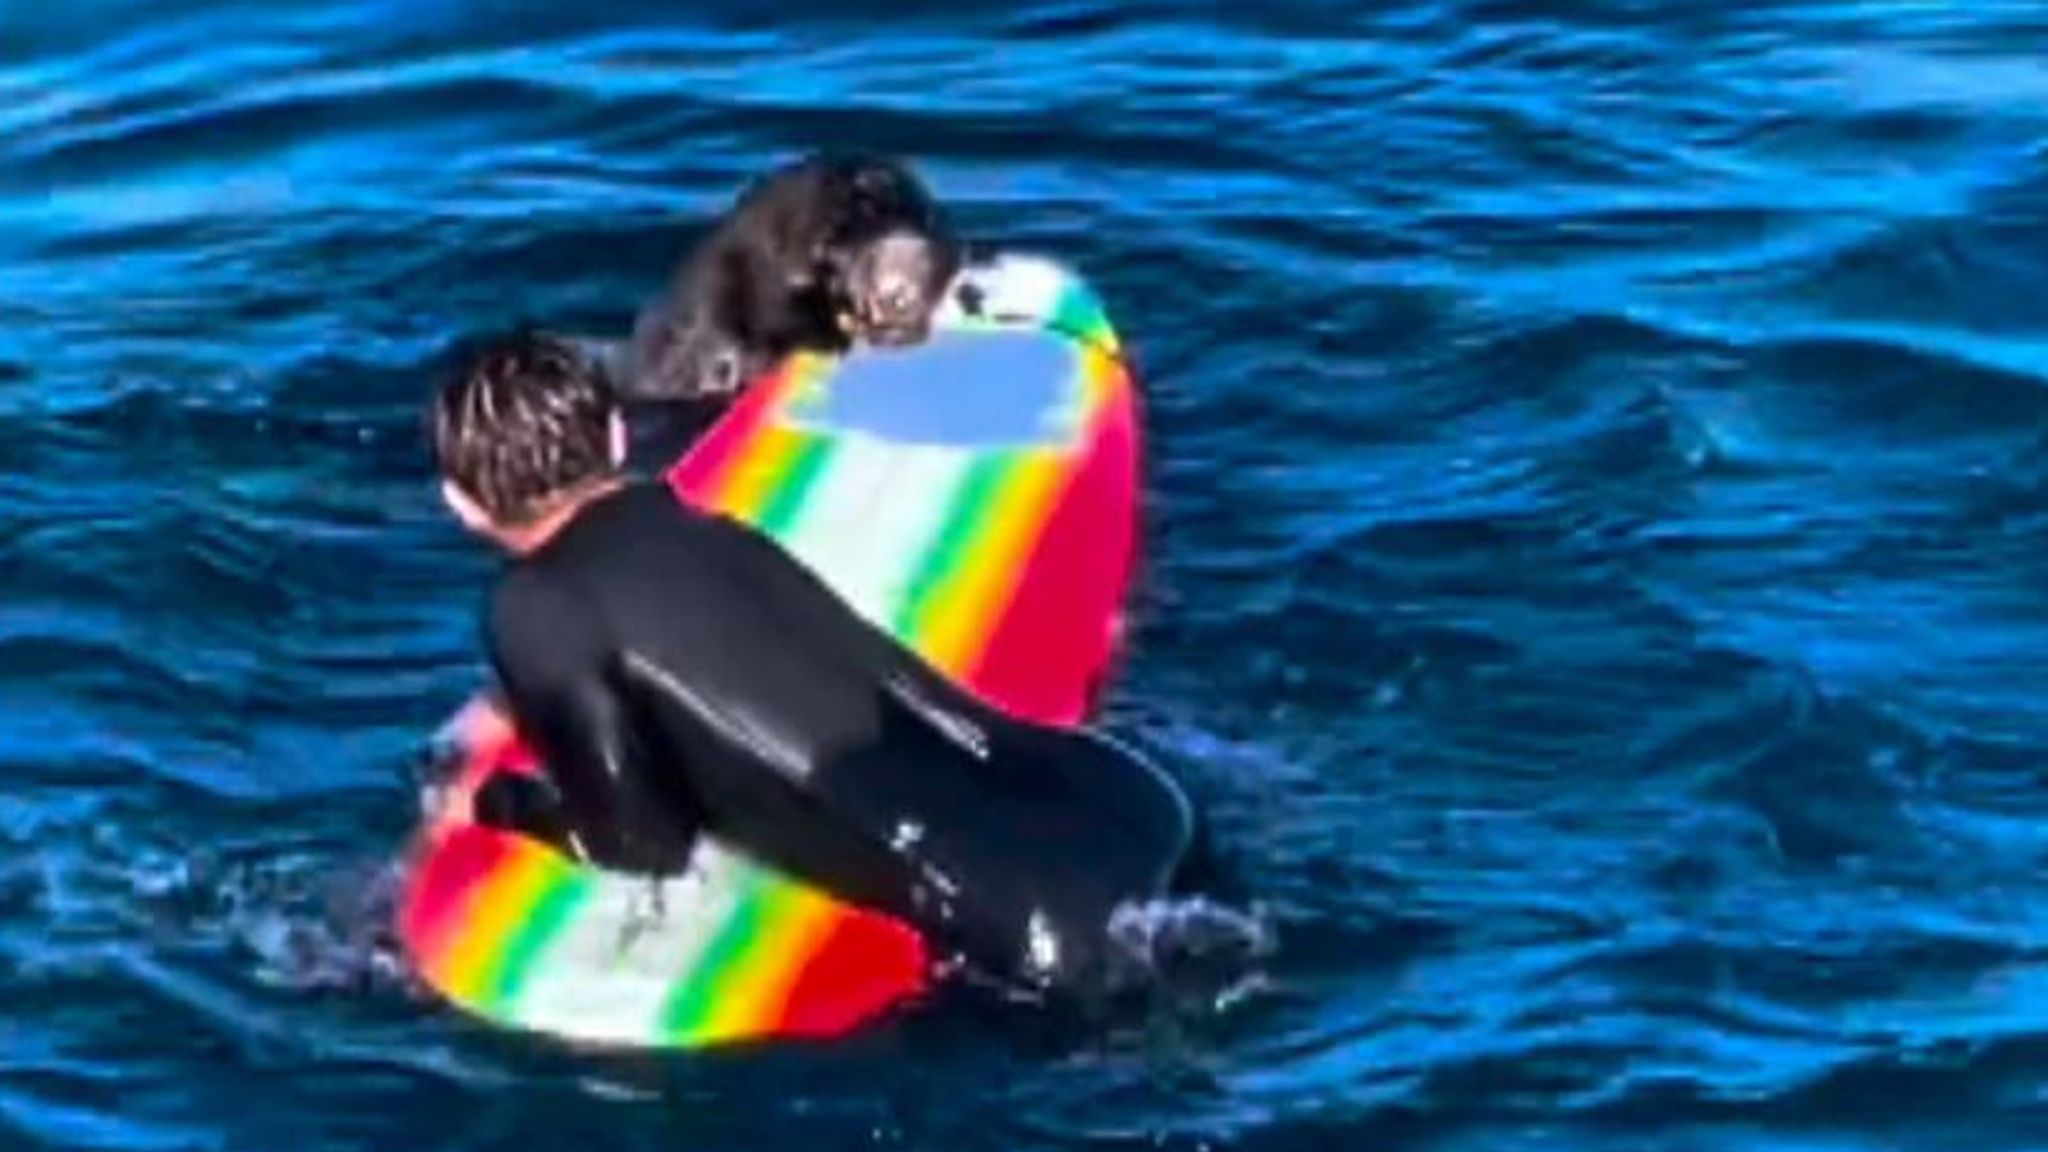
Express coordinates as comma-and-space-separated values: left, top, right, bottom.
789, 689, 1195, 995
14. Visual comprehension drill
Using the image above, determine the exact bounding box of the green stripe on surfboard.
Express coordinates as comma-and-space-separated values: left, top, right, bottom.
890, 453, 1016, 641
486, 868, 592, 1010
1054, 288, 1108, 343
754, 434, 835, 539
658, 870, 776, 1040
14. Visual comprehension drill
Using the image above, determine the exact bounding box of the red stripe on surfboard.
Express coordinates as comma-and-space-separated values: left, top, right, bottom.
401, 724, 546, 957
961, 366, 1140, 724
667, 364, 796, 504
776, 913, 932, 1037
400, 823, 517, 960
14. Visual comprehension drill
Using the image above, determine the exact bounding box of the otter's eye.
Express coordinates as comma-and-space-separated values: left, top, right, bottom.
695, 347, 741, 396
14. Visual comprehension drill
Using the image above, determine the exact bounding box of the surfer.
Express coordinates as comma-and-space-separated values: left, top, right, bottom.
431, 327, 1194, 998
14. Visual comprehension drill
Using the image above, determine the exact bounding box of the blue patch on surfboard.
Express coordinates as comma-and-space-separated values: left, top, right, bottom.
782, 328, 1087, 449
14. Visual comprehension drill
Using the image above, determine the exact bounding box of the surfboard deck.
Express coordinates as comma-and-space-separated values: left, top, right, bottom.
396, 260, 1144, 1049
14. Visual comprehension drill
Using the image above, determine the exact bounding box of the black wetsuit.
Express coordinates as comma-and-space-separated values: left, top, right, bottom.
475, 480, 1192, 996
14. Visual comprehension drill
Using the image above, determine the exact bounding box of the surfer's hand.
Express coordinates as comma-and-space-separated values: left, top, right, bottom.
431, 692, 515, 764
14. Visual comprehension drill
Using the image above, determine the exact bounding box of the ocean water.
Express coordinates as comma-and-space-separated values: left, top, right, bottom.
7, 1, 2048, 1148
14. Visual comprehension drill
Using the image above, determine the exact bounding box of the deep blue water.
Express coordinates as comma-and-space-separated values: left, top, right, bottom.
9, 2, 2048, 1148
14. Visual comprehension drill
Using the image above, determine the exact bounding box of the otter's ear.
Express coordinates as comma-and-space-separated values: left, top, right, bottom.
850, 163, 909, 199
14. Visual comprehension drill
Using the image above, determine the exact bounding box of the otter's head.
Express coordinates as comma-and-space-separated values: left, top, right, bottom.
828, 228, 959, 347
806, 158, 963, 348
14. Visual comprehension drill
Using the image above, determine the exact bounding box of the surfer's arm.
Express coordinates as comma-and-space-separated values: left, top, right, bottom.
486, 567, 699, 873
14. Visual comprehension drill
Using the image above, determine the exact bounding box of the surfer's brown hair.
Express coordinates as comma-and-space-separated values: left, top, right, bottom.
432, 328, 618, 526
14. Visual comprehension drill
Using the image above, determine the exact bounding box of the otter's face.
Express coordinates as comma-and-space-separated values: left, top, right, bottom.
829, 229, 953, 347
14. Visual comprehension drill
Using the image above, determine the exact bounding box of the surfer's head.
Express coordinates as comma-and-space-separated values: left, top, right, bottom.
432, 328, 626, 553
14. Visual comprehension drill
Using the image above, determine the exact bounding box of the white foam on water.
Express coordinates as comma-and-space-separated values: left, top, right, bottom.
1104, 895, 1279, 1014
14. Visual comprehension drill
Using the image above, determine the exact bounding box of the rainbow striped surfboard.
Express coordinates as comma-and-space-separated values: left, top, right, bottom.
398, 262, 1142, 1049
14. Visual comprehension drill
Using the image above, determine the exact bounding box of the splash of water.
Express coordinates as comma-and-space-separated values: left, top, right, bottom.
109, 841, 416, 997
1104, 894, 1278, 1014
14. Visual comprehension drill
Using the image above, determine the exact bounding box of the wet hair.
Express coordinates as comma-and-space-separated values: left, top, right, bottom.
432, 328, 618, 526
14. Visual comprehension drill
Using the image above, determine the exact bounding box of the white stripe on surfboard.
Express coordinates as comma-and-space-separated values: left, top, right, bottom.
934, 253, 1079, 330
504, 844, 756, 1045
775, 435, 972, 631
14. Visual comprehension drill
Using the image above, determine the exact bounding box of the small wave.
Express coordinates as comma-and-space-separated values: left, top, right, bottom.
33, 833, 421, 1006
1799, 44, 2048, 117
1105, 895, 1279, 1013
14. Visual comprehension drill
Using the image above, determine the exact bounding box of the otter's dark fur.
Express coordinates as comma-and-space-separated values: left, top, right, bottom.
621, 152, 965, 403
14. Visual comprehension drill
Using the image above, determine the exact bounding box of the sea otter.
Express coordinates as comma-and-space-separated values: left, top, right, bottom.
620, 152, 965, 404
